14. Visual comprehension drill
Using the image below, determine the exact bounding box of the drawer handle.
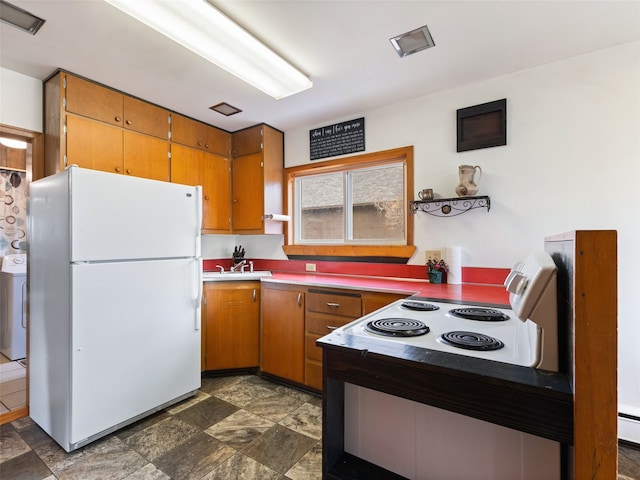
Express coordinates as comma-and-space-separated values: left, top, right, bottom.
326, 302, 340, 308
253, 289, 256, 302
326, 325, 338, 330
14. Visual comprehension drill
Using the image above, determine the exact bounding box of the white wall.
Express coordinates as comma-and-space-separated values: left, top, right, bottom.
0, 67, 42, 132
286, 41, 640, 429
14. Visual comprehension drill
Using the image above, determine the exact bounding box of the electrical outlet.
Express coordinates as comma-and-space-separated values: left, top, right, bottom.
305, 263, 317, 272
425, 250, 441, 263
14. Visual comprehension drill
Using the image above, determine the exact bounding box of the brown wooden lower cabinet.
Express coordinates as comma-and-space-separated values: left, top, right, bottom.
260, 283, 305, 383
259, 283, 409, 390
203, 281, 260, 371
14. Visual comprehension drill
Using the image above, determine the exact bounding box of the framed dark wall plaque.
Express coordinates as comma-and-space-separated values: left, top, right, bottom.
457, 99, 506, 152
310, 117, 365, 160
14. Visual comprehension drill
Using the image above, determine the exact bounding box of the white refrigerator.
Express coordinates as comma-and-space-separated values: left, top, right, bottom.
28, 166, 203, 452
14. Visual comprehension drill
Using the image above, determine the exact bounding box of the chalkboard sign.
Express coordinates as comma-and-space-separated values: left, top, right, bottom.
309, 118, 365, 160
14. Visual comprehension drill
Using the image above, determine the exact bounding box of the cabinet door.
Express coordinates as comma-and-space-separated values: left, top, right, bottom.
66, 115, 122, 173
202, 152, 231, 232
232, 152, 264, 232
261, 286, 304, 383
232, 125, 263, 156
202, 124, 231, 157
123, 131, 169, 181
123, 96, 169, 139
204, 282, 260, 370
170, 143, 202, 186
170, 113, 201, 150
65, 74, 123, 127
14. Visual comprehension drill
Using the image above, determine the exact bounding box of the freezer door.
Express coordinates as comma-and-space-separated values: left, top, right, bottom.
69, 167, 201, 262
69, 258, 201, 444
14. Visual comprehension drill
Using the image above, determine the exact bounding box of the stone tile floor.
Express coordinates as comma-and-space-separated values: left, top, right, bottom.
0, 375, 322, 479
1, 372, 639, 479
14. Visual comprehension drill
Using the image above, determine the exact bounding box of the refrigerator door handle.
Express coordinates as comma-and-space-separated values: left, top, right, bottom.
195, 257, 203, 331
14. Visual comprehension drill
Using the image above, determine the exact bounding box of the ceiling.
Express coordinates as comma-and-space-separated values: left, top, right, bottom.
1, 1, 639, 133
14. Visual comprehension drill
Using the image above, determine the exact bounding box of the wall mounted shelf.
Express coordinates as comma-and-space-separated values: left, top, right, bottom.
410, 196, 490, 217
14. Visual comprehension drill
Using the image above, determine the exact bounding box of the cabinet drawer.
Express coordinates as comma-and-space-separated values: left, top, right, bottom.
306, 290, 361, 317
306, 312, 354, 336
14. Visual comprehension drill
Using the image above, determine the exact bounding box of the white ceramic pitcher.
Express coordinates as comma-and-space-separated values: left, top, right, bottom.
455, 165, 482, 197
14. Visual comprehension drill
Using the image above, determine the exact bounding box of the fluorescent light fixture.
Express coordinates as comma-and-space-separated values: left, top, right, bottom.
390, 25, 435, 57
0, 0, 45, 35
103, 0, 312, 99
0, 137, 27, 149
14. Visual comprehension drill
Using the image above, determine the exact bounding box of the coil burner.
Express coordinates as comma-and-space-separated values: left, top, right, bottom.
364, 318, 430, 337
400, 301, 440, 312
439, 331, 505, 351
448, 307, 510, 322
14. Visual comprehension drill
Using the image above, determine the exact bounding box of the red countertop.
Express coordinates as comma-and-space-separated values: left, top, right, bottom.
262, 272, 510, 306
204, 258, 511, 306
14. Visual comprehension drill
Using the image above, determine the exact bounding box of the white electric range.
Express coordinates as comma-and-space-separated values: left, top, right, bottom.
339, 250, 559, 371
338, 251, 562, 480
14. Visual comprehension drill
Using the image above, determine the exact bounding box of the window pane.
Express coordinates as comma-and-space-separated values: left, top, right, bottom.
299, 173, 344, 241
351, 164, 404, 241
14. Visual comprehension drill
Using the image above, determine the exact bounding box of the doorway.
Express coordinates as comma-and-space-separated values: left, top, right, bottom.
0, 124, 44, 425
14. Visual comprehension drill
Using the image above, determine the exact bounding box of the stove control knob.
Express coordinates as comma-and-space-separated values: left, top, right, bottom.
505, 272, 527, 295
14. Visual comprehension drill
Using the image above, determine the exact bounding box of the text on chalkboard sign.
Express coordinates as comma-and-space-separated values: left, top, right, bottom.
309, 118, 365, 160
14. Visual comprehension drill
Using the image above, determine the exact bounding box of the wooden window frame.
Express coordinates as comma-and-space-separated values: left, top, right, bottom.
283, 146, 415, 262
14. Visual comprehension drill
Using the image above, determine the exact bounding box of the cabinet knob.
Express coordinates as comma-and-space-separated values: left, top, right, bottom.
204, 195, 210, 201
126, 120, 132, 125
205, 144, 209, 148
126, 169, 132, 174
115, 167, 121, 173
115, 116, 121, 122
198, 141, 203, 146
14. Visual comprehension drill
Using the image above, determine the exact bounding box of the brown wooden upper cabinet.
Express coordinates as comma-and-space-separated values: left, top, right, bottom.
170, 113, 230, 157
231, 124, 284, 234
65, 74, 170, 140
231, 125, 264, 156
44, 71, 170, 180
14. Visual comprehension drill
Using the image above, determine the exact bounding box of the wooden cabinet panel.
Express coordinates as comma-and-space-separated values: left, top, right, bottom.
170, 143, 201, 186
362, 291, 409, 315
171, 113, 230, 156
201, 153, 231, 232
202, 124, 231, 156
304, 289, 362, 390
232, 125, 263, 157
203, 282, 260, 371
171, 144, 231, 233
123, 131, 169, 181
306, 290, 362, 317
65, 74, 123, 127
123, 96, 169, 139
66, 115, 122, 174
261, 285, 305, 383
231, 152, 264, 231
231, 124, 284, 235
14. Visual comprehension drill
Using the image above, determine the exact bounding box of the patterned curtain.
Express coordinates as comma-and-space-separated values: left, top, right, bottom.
0, 170, 27, 256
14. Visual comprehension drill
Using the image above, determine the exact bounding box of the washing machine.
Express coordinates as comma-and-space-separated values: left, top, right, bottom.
0, 254, 27, 360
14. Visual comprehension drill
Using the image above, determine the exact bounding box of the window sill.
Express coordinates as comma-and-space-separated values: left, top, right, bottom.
282, 245, 416, 264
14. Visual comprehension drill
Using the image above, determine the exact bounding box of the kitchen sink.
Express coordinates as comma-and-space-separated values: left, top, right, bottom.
202, 271, 272, 281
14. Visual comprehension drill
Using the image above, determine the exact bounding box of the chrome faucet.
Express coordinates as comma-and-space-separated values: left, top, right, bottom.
231, 259, 246, 272
215, 265, 225, 273
240, 261, 254, 273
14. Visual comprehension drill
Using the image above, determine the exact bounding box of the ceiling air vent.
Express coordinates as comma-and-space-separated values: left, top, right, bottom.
210, 102, 242, 116
390, 25, 435, 57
